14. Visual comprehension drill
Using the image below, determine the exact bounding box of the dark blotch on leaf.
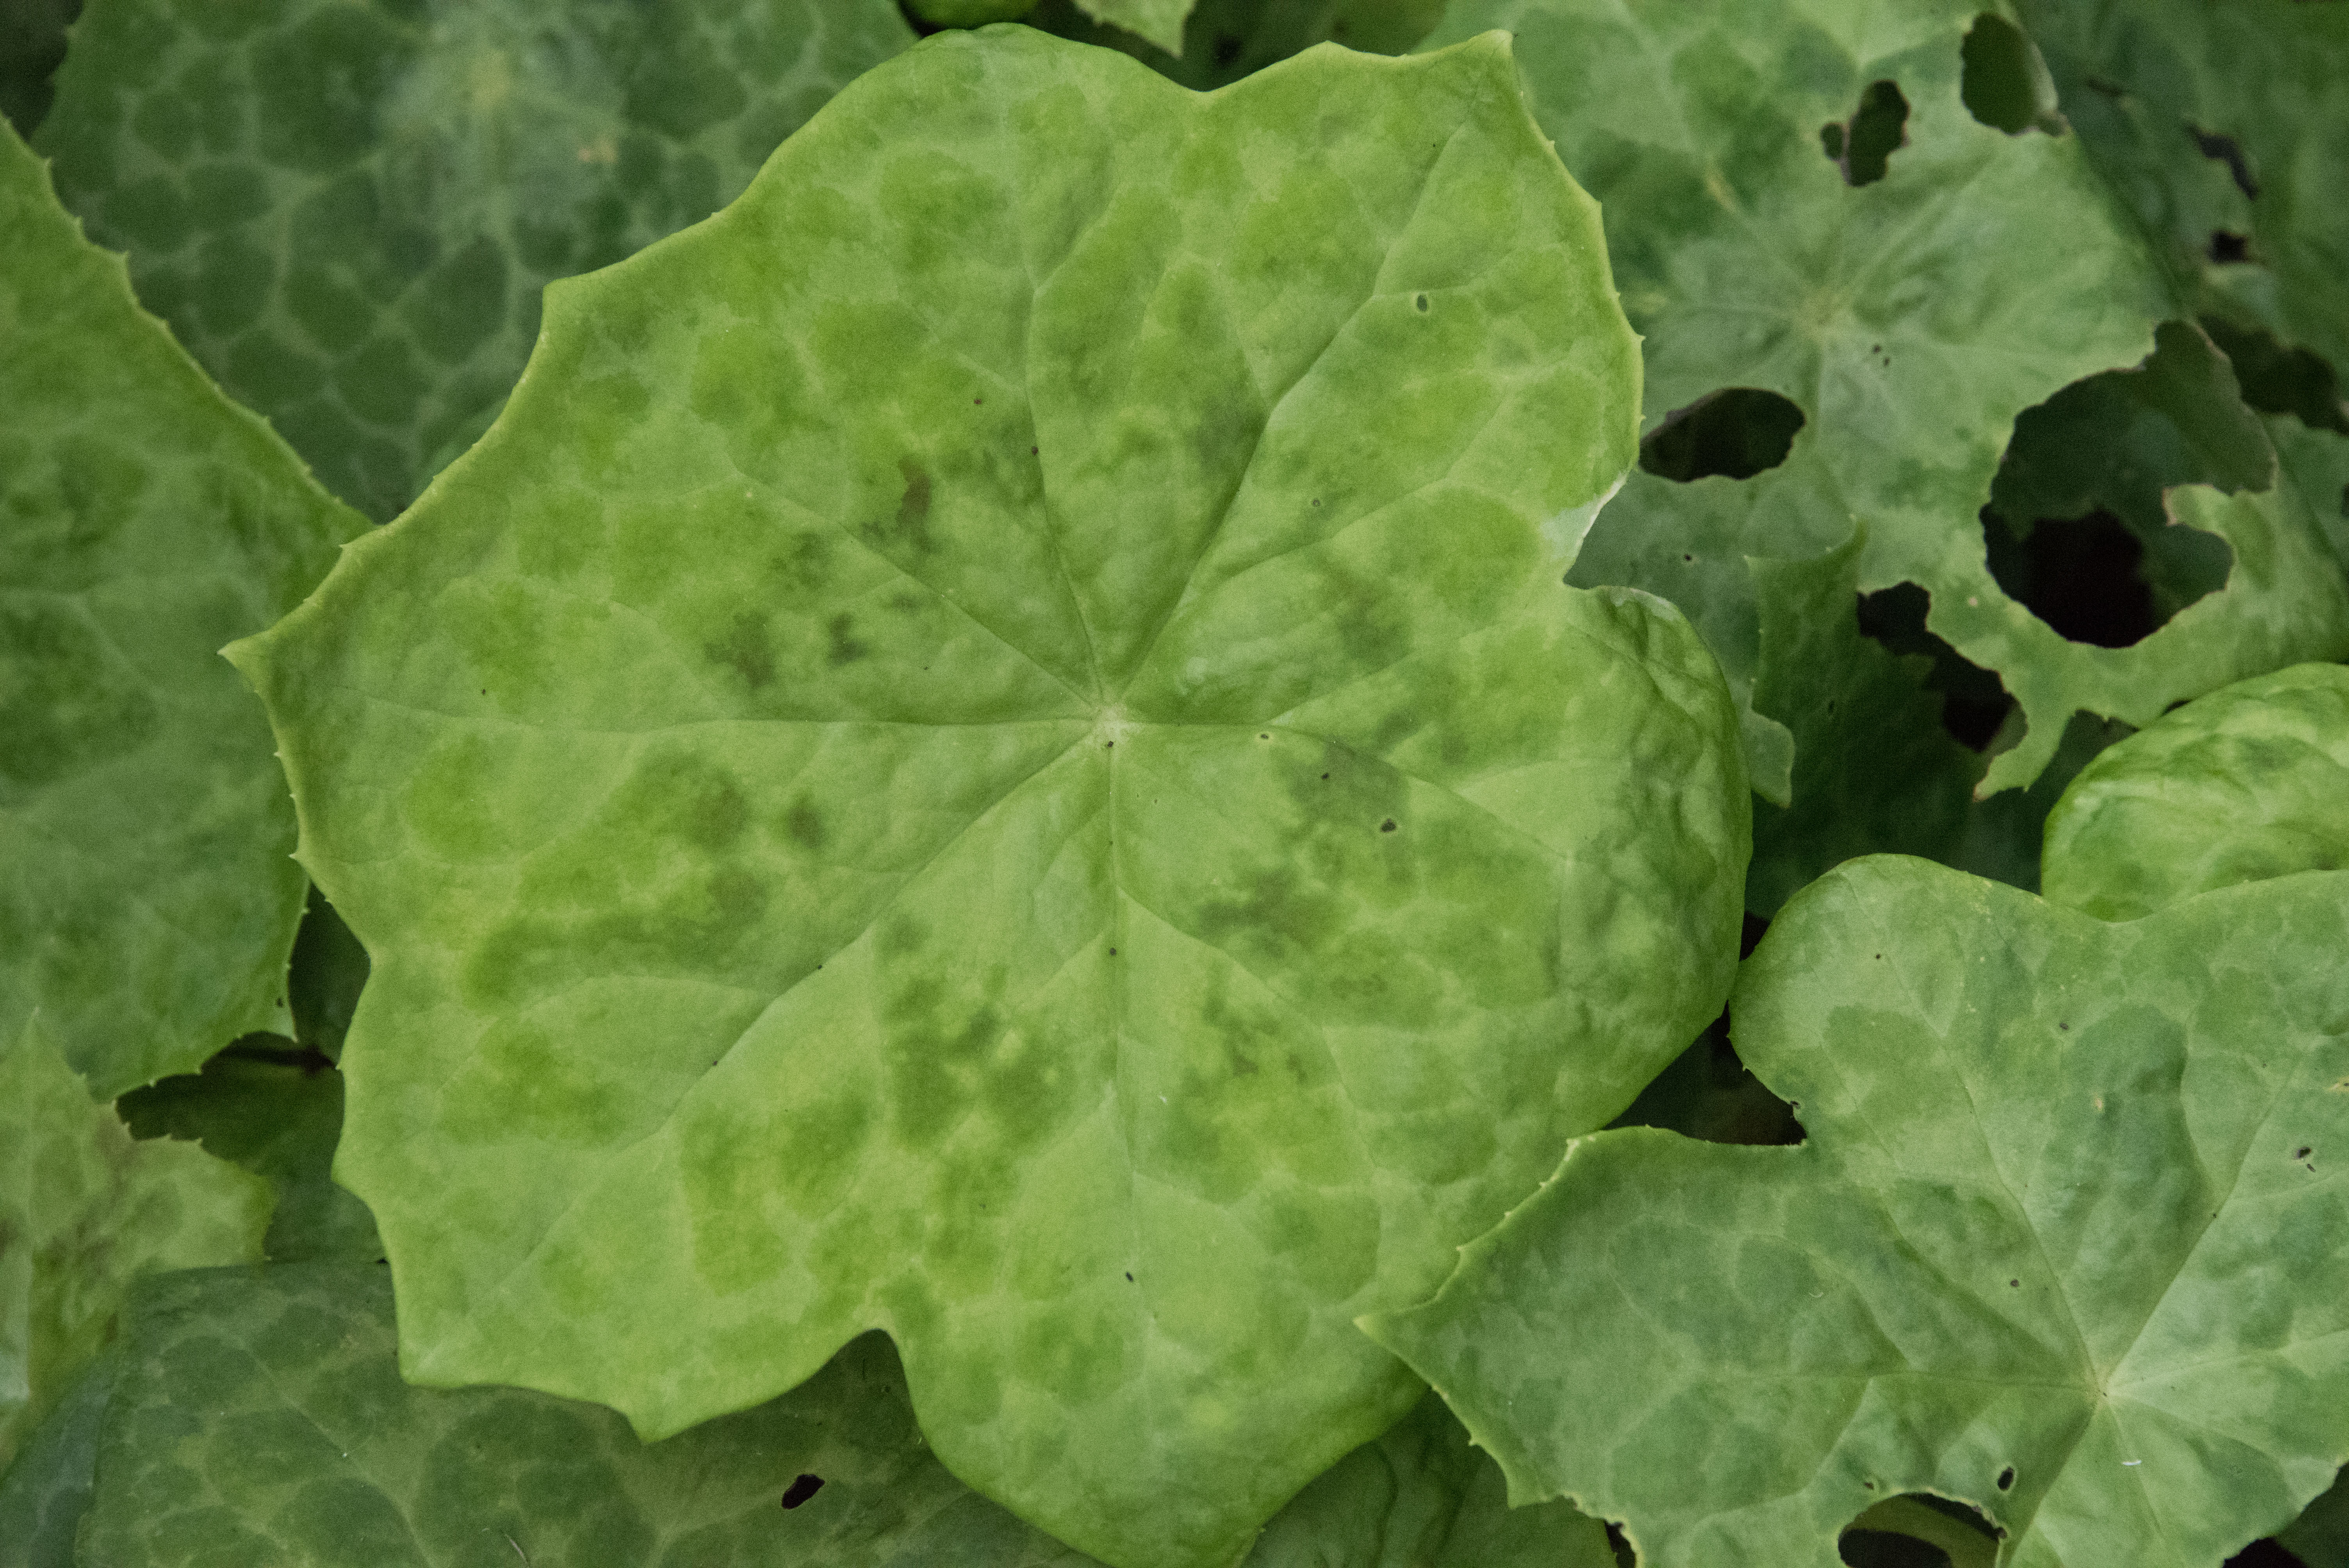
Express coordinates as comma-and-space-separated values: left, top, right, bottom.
1998, 1466, 2016, 1490
1415, 292, 1429, 312
1640, 388, 1804, 481
706, 611, 776, 690
2209, 231, 2251, 264
780, 1474, 824, 1509
2296, 1146, 2313, 1160
827, 611, 869, 666
1379, 818, 1397, 832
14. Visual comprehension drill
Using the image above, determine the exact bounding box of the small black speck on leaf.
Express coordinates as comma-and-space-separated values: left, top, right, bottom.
973, 396, 983, 405
2296, 1146, 2313, 1160
480, 688, 488, 695
781, 1475, 824, 1509
1379, 818, 1397, 832
1415, 293, 1429, 312
2059, 1023, 2069, 1030
1109, 948, 1117, 956
1863, 1481, 1875, 1490
1126, 1271, 1135, 1281
1030, 445, 1039, 455
1682, 553, 1694, 563
1311, 497, 1322, 507
2009, 1278, 2020, 1287
1259, 732, 1269, 739
1320, 772, 1330, 780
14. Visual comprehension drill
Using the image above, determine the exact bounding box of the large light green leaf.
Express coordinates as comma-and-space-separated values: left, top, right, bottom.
2042, 663, 2349, 922
230, 29, 1743, 1568
75, 1263, 1614, 1568
1424, 0, 2349, 795
1367, 856, 2349, 1568
2015, 0, 2349, 392
0, 118, 363, 1099
0, 1019, 271, 1475
34, 0, 914, 522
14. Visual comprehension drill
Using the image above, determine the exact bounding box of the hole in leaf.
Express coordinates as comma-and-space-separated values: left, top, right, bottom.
2203, 316, 2349, 435
1639, 389, 1805, 481
2210, 230, 2252, 264
1842, 1493, 2006, 1567
1854, 585, 2017, 750
781, 1474, 825, 1509
1840, 1532, 1952, 1568
1996, 1466, 2016, 1491
1609, 1007, 1804, 1147
1961, 14, 2059, 133
1982, 510, 2162, 647
2192, 126, 2260, 198
1604, 1522, 1636, 1568
1825, 80, 1910, 185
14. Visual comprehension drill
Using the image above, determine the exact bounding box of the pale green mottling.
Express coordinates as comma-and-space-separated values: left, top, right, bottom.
37, 0, 913, 520
0, 118, 364, 1098
1431, 0, 2349, 796
0, 1019, 271, 1476
73, 1264, 1615, 1568
2044, 663, 2349, 921
1369, 857, 2349, 1568
231, 30, 1745, 1568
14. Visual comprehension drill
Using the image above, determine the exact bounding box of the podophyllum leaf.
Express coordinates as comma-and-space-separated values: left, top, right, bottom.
1034, 0, 1449, 92
0, 1020, 271, 1475
1367, 856, 2349, 1568
2016, 0, 2349, 390
2041, 663, 2349, 923
2281, 1473, 2349, 1568
0, 119, 363, 1100
1070, 0, 1193, 54
77, 1264, 1613, 1568
119, 1051, 382, 1263
1745, 527, 1979, 914
230, 30, 1742, 1568
34, 0, 915, 522
1426, 0, 2349, 794
0, 0, 74, 135
0, 1346, 112, 1568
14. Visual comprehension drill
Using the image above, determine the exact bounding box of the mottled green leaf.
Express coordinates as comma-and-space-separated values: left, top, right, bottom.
2283, 1472, 2349, 1568
230, 29, 1744, 1568
119, 1049, 382, 1263
1070, 0, 1193, 54
0, 118, 362, 1101
0, 0, 75, 135
1745, 527, 1978, 914
36, 0, 915, 521
2017, 0, 2349, 391
1368, 857, 2349, 1568
1430, 0, 2349, 794
0, 1346, 113, 1568
0, 1019, 271, 1475
77, 1263, 1612, 1568
2042, 662, 2349, 922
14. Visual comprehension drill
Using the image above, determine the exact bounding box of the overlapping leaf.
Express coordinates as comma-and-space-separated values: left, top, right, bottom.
1036, 0, 1446, 87
0, 1348, 112, 1568
35, 0, 914, 520
2016, 0, 2349, 392
1418, 0, 2349, 796
230, 28, 1748, 1567
0, 1020, 271, 1475
2043, 662, 2349, 922
72, 1263, 1613, 1568
0, 118, 363, 1098
1369, 855, 2349, 1568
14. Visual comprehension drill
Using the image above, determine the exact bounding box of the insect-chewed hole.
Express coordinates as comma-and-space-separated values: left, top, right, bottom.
1840, 1493, 2005, 1568
1997, 1466, 2016, 1491
2203, 316, 2349, 437
781, 1474, 825, 1509
2192, 125, 2260, 199
1639, 388, 1805, 481
1960, 14, 2060, 134
1823, 79, 1911, 185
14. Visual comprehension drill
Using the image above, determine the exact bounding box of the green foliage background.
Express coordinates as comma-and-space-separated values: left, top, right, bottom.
3, 0, 2347, 1564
